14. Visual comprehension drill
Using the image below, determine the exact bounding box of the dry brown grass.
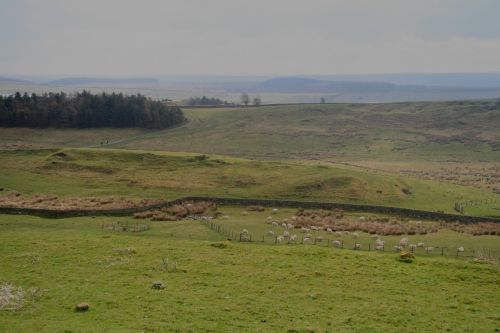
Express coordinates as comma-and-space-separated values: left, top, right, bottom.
0, 191, 162, 211
134, 201, 217, 221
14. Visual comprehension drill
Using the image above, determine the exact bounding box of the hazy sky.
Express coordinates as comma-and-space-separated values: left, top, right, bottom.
2, 0, 500, 76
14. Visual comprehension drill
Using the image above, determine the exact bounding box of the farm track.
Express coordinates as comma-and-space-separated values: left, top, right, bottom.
1, 195, 500, 223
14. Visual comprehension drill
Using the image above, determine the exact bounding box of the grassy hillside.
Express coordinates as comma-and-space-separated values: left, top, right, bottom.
0, 148, 499, 216
0, 212, 498, 332
112, 101, 500, 162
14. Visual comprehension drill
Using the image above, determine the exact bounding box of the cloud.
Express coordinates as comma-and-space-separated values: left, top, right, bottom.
1, 0, 500, 75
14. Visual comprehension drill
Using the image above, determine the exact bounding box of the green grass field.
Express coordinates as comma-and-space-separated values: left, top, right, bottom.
1, 211, 499, 333
1, 148, 499, 216
1, 101, 499, 332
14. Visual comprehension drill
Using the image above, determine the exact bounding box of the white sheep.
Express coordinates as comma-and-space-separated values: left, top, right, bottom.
399, 237, 409, 247
457, 246, 465, 252
281, 222, 287, 228
290, 234, 297, 242
371, 234, 379, 239
409, 244, 417, 251
326, 228, 333, 233
332, 240, 342, 247
334, 231, 343, 236
267, 230, 275, 236
375, 244, 384, 251
283, 231, 290, 238
315, 236, 323, 242
287, 223, 294, 230
394, 245, 403, 252
359, 216, 366, 221
375, 239, 385, 246
352, 232, 359, 239
353, 243, 361, 250
272, 221, 279, 227
425, 246, 434, 252
277, 235, 284, 243
272, 208, 279, 214
303, 237, 311, 242
301, 227, 310, 233
266, 216, 273, 223
417, 242, 425, 248
291, 216, 297, 221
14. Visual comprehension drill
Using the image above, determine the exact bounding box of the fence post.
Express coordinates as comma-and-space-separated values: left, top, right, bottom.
368, 243, 371, 251
341, 240, 344, 249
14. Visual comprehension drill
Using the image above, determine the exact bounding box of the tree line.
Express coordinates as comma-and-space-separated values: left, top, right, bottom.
0, 91, 186, 129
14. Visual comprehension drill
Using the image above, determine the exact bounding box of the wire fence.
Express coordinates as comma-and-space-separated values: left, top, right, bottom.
200, 219, 499, 261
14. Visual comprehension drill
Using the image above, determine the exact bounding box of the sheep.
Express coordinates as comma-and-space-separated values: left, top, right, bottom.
301, 227, 310, 233
283, 231, 290, 238
287, 223, 294, 230
277, 235, 284, 243
371, 234, 379, 239
326, 228, 333, 233
417, 242, 425, 248
375, 239, 385, 246
375, 244, 384, 251
242, 229, 249, 234
394, 245, 403, 252
291, 216, 297, 221
290, 234, 297, 242
457, 246, 465, 252
353, 243, 361, 250
409, 244, 417, 251
281, 222, 287, 228
425, 246, 434, 253
332, 240, 342, 247
310, 226, 320, 231
303, 237, 311, 243
267, 230, 275, 236
272, 208, 279, 214
334, 231, 343, 236
315, 236, 323, 242
399, 237, 409, 247
359, 216, 366, 221
352, 232, 359, 239
265, 216, 273, 223
272, 221, 279, 227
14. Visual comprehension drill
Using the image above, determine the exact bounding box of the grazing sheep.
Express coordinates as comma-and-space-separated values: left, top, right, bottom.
315, 236, 323, 242
272, 221, 279, 227
371, 234, 379, 239
332, 240, 342, 247
409, 244, 417, 251
277, 235, 284, 243
375, 239, 385, 246
352, 232, 359, 239
281, 223, 287, 228
303, 237, 311, 243
291, 216, 297, 221
394, 245, 403, 252
326, 228, 333, 233
310, 226, 319, 231
242, 229, 249, 234
417, 242, 425, 248
267, 230, 275, 236
457, 246, 465, 252
287, 223, 294, 230
334, 231, 343, 236
290, 234, 297, 242
266, 216, 273, 223
399, 237, 409, 247
375, 244, 384, 251
283, 231, 290, 238
359, 216, 366, 221
272, 208, 279, 214
353, 243, 361, 250
425, 246, 434, 252
301, 227, 310, 233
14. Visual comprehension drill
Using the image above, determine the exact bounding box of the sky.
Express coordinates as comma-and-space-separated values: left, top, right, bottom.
1, 0, 500, 77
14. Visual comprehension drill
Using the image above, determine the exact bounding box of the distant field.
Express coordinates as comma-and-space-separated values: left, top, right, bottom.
0, 210, 499, 332
0, 148, 499, 217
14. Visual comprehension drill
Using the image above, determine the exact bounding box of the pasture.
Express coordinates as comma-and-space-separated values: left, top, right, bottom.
0, 148, 499, 217
0, 210, 499, 333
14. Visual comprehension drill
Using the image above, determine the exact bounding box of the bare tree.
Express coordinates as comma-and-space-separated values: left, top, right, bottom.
240, 93, 250, 106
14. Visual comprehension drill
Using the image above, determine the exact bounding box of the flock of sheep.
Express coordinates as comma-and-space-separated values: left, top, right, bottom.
237, 209, 467, 255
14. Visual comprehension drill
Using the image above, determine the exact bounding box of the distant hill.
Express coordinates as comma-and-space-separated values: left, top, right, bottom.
48, 77, 159, 86
253, 77, 396, 93
0, 76, 33, 84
